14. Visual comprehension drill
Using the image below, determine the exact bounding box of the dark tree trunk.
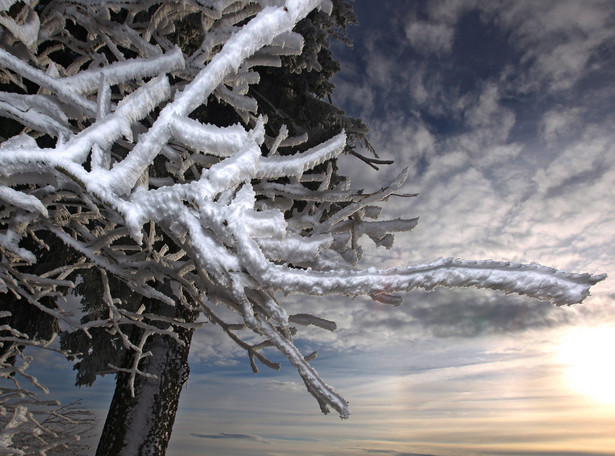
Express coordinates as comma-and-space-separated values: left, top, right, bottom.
96, 298, 197, 456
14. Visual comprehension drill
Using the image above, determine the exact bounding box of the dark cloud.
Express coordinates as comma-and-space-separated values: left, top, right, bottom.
336, 0, 615, 144
355, 288, 571, 340
190, 433, 270, 444
396, 453, 442, 456
406, 290, 571, 338
543, 161, 609, 199
359, 449, 396, 454
262, 434, 318, 443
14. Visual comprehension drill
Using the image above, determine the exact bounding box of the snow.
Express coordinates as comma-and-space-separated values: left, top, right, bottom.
63, 47, 185, 94
258, 258, 606, 306
256, 132, 347, 179
0, 93, 70, 139
0, 3, 39, 49
168, 116, 249, 157
0, 186, 48, 217
0, 49, 98, 115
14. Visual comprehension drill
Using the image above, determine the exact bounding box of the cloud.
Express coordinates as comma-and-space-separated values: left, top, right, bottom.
188, 322, 245, 364
332, 78, 376, 119
327, 0, 615, 354
405, 21, 455, 55
335, 113, 436, 193
349, 289, 569, 345
279, 288, 575, 357
191, 432, 270, 444
359, 450, 397, 454
401, 290, 571, 338
355, 450, 443, 456
458, 84, 515, 137
483, 0, 615, 92
540, 107, 583, 144
187, 303, 267, 365
533, 127, 612, 199
404, 0, 478, 56
396, 453, 442, 456
265, 380, 304, 393
397, 0, 615, 98
364, 44, 397, 90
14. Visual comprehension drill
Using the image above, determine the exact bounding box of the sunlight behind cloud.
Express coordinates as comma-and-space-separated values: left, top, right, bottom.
558, 326, 615, 405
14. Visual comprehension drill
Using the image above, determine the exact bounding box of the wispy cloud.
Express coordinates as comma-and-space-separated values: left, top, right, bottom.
540, 107, 584, 145
191, 433, 270, 444
405, 21, 455, 55
265, 380, 304, 393
397, 0, 615, 93
488, 0, 615, 93
396, 453, 442, 456
355, 449, 442, 456
359, 450, 397, 454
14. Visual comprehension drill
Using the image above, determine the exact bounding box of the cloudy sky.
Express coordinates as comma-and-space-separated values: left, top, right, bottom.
32, 1, 615, 455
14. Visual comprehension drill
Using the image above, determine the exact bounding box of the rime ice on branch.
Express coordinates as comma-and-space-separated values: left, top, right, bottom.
0, 0, 605, 441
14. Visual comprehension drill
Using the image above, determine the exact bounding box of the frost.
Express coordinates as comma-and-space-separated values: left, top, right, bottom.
0, 186, 47, 217
0, 93, 70, 139
63, 48, 185, 94
0, 3, 39, 49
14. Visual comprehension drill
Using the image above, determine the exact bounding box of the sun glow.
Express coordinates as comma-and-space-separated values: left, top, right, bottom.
559, 326, 615, 404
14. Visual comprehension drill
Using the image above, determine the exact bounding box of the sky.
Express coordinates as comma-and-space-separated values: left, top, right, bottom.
25, 1, 615, 455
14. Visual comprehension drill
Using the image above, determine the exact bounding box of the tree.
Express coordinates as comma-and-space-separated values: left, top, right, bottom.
0, 0, 605, 455
1, 305, 95, 455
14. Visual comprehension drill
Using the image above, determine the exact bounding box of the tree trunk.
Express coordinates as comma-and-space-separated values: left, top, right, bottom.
95, 300, 196, 456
